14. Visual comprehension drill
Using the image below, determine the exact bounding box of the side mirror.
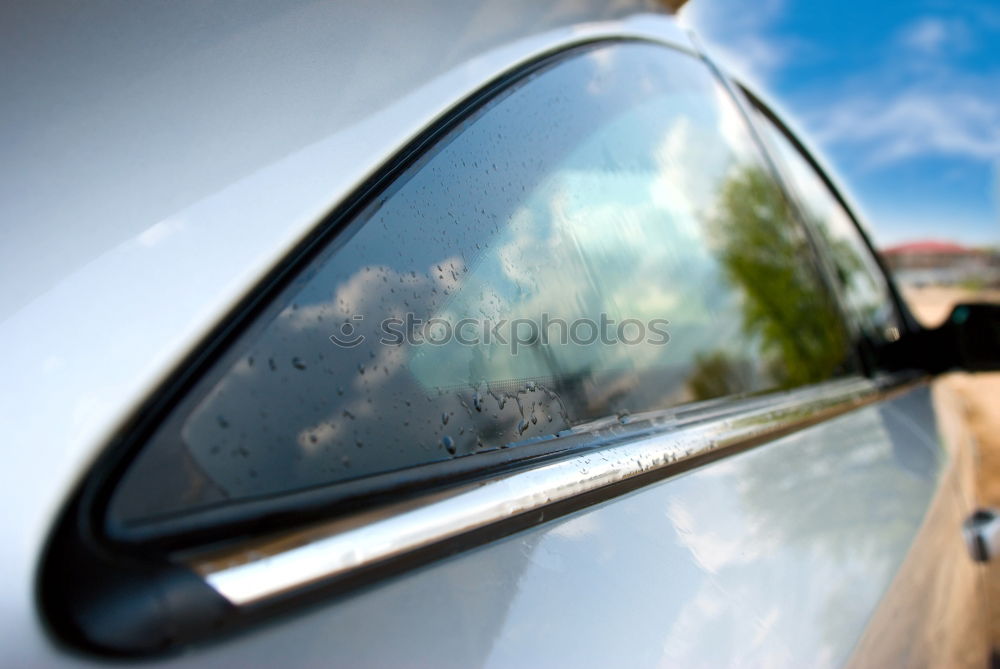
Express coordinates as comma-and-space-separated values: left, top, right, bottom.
883, 302, 1000, 374
947, 303, 1000, 372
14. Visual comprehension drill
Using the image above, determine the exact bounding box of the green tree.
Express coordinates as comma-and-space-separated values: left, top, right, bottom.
709, 166, 849, 388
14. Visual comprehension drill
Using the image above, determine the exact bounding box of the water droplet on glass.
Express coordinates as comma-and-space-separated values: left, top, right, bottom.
442, 435, 456, 455
292, 357, 307, 370
441, 412, 450, 425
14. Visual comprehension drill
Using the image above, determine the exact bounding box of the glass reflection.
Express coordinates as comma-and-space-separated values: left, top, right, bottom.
112, 43, 855, 526
693, 165, 850, 394
750, 107, 903, 347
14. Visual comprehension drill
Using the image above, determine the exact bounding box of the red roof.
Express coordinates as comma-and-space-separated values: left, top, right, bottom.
881, 240, 974, 255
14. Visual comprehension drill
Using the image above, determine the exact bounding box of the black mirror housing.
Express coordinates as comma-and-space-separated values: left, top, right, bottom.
882, 302, 1000, 374
949, 302, 1000, 372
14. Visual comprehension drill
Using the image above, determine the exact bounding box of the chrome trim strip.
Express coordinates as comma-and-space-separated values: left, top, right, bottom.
195, 375, 917, 606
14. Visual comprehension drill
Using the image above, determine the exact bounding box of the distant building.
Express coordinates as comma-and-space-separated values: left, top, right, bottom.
881, 240, 1000, 287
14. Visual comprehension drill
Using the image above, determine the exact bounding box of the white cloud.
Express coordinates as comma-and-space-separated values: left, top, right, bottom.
900, 18, 948, 53
897, 16, 971, 55
680, 1, 999, 244
681, 4, 998, 167
809, 89, 1000, 166
791, 15, 995, 169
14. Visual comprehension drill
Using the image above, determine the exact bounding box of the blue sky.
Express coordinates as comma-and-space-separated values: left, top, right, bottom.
681, 0, 1000, 248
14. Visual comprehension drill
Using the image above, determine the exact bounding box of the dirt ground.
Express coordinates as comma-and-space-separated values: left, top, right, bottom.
902, 285, 1000, 646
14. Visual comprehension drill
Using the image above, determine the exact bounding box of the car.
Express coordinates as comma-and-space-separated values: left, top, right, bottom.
3, 0, 1000, 666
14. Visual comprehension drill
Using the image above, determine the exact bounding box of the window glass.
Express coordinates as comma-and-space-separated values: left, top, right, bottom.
749, 105, 902, 345
110, 43, 854, 529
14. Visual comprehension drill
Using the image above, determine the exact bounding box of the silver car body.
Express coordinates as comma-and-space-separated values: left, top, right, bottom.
0, 0, 988, 665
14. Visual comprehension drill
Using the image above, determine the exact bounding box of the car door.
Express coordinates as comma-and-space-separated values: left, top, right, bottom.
37, 40, 986, 667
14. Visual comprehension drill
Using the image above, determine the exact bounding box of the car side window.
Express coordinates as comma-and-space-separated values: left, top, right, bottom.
109, 43, 856, 534
747, 101, 903, 348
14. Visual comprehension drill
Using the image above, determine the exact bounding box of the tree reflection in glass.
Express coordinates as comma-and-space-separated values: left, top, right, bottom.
689, 165, 851, 398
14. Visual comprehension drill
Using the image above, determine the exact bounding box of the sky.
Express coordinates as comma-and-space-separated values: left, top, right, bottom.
680, 0, 1000, 248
